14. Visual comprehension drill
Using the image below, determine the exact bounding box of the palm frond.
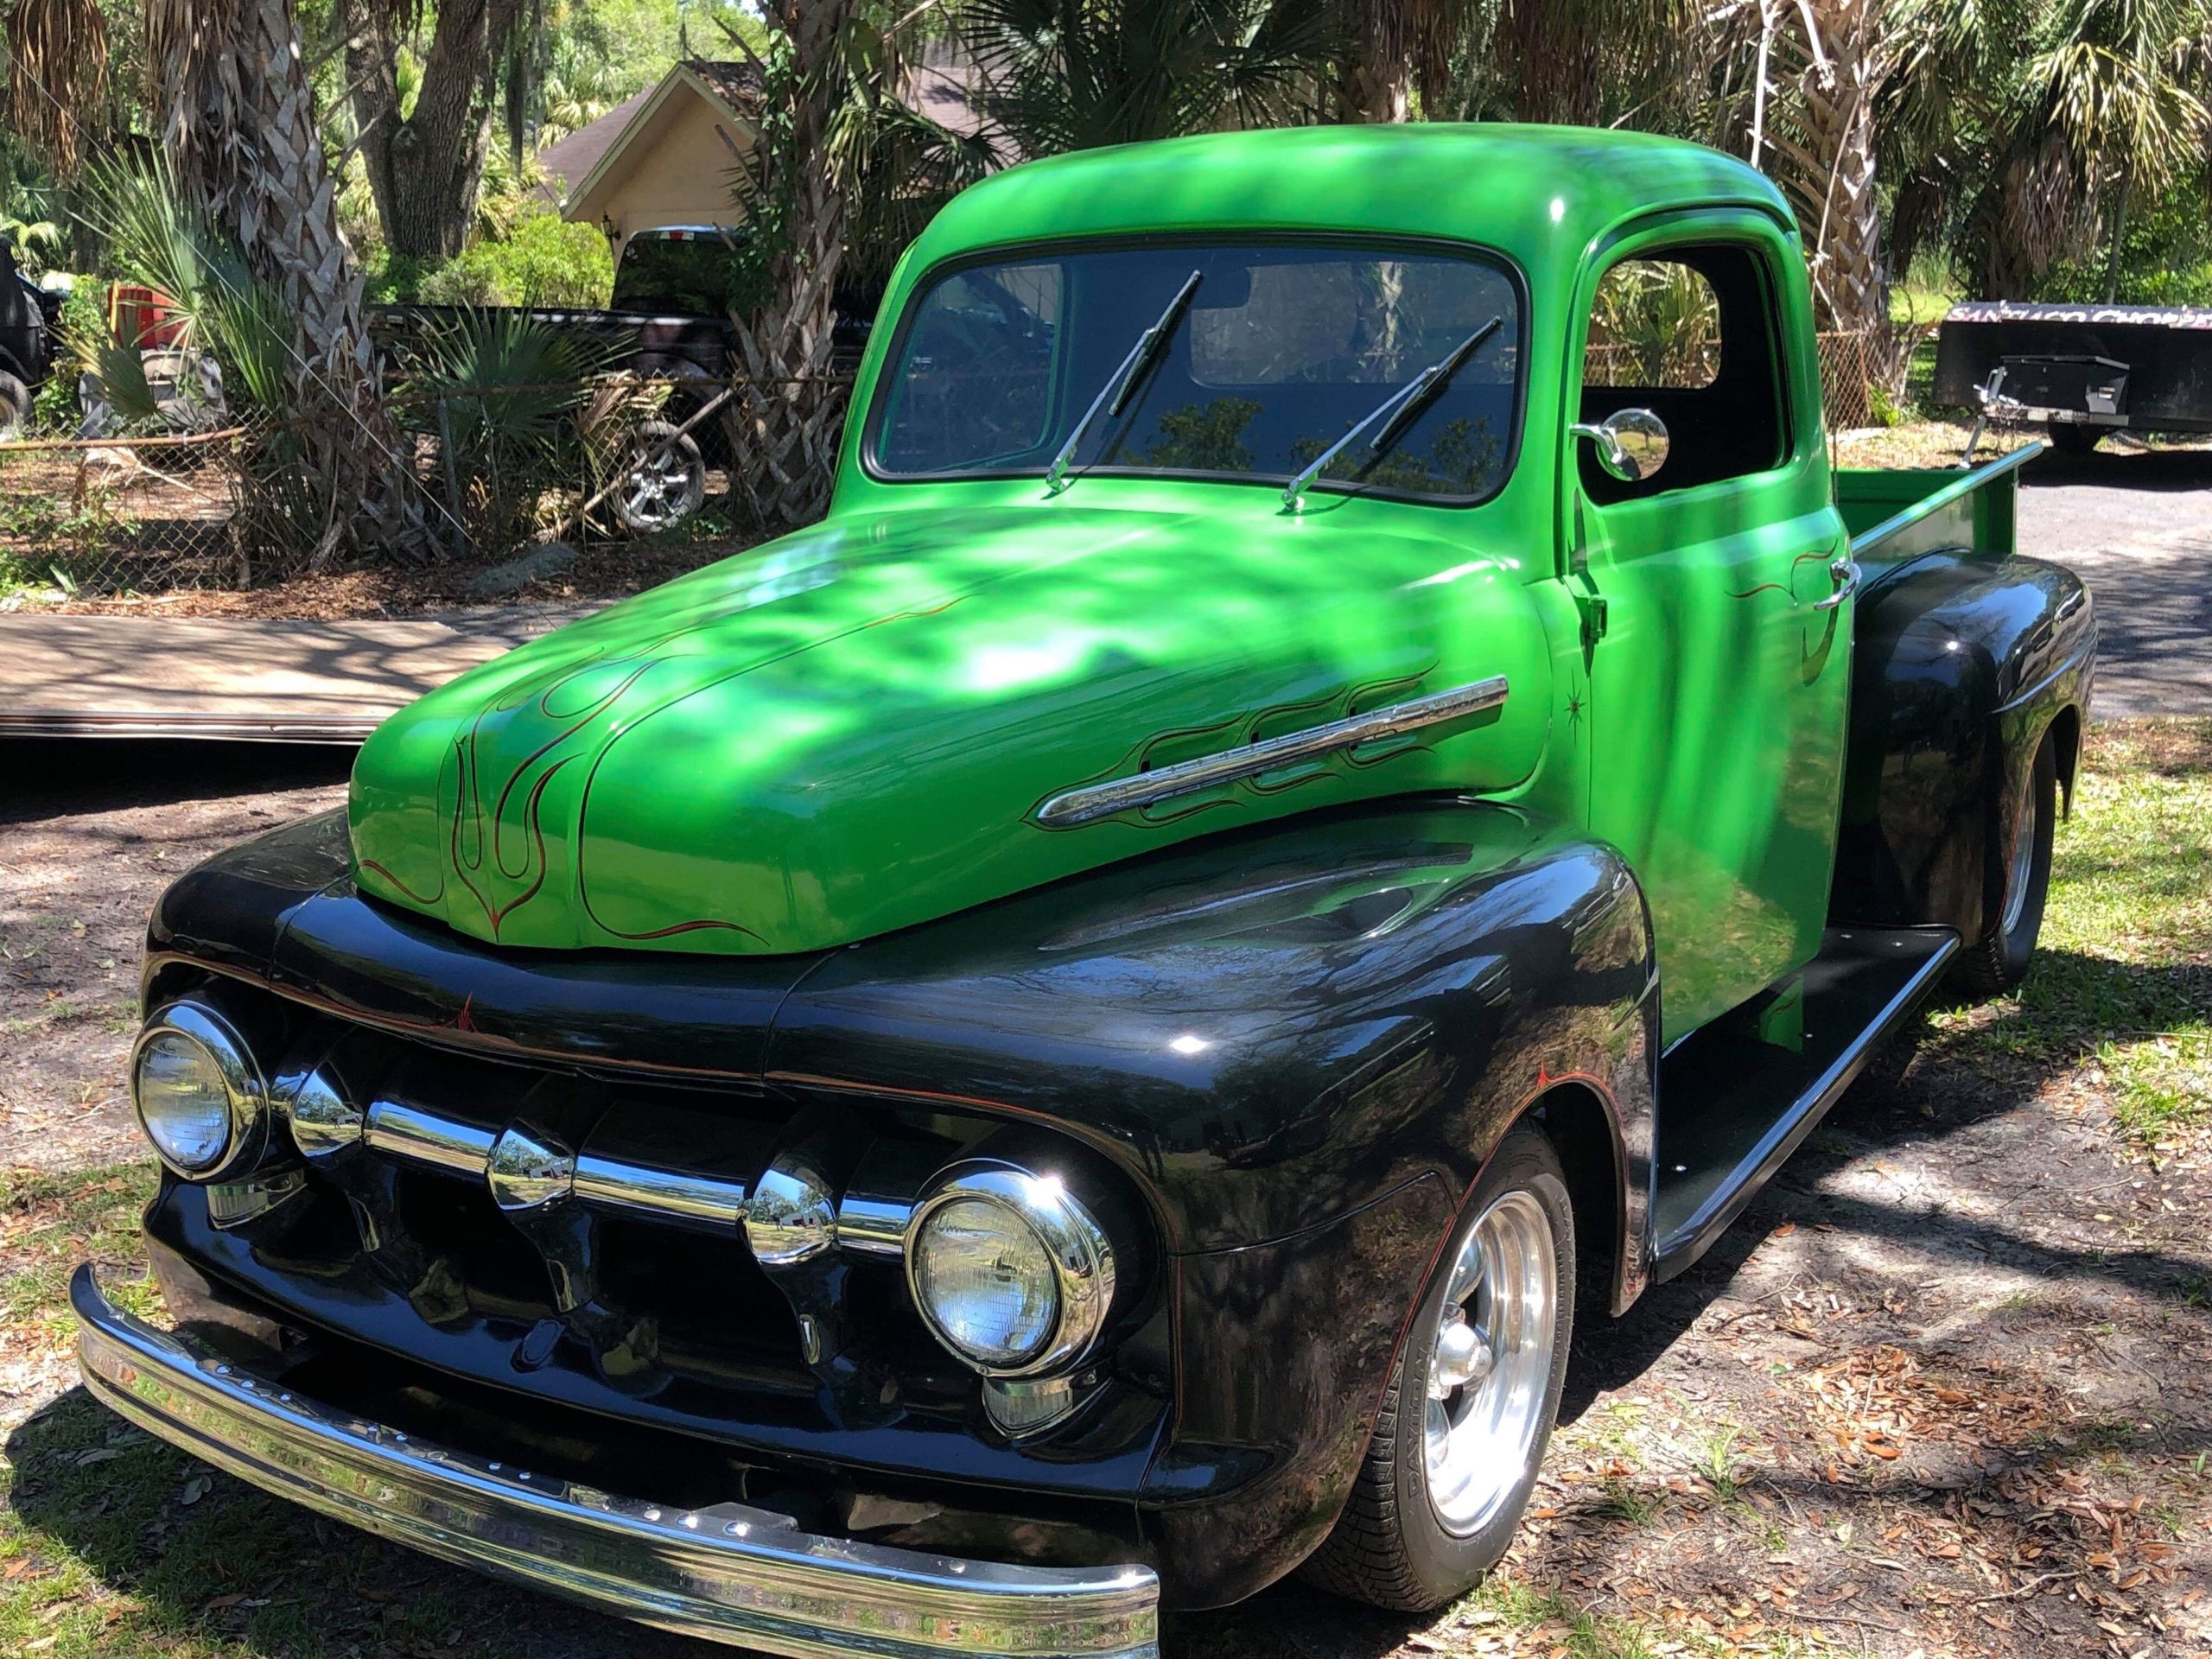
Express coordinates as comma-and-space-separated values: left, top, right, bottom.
4, 0, 110, 175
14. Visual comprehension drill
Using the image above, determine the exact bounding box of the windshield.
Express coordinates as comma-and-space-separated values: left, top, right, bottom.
867, 243, 1522, 503
611, 230, 762, 317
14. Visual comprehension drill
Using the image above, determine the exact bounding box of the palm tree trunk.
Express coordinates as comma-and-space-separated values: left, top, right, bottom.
734, 0, 849, 529
1338, 0, 1412, 122
1763, 0, 1893, 425
1790, 0, 1885, 334
150, 0, 426, 562
2102, 161, 2133, 304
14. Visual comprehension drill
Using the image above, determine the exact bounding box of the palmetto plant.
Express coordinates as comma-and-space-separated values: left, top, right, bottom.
1980, 0, 2212, 296
957, 0, 1340, 149
398, 306, 620, 545
8, 0, 429, 567
79, 155, 292, 411
0, 137, 67, 271
1747, 0, 2210, 314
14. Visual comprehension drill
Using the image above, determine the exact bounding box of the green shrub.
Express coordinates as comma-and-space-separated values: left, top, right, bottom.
364, 251, 436, 304
403, 212, 613, 309
417, 250, 505, 307
2033, 168, 2212, 308
32, 277, 104, 431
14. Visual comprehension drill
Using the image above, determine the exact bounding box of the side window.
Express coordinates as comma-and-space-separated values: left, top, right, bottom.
1586, 261, 1721, 389
1579, 244, 1787, 502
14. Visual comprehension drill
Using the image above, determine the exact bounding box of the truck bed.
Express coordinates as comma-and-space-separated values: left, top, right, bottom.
1834, 442, 2040, 571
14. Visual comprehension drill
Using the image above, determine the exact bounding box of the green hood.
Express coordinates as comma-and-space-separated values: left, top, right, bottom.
348, 501, 1554, 953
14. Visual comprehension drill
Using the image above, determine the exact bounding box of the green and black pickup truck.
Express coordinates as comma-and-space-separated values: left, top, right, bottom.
77, 125, 2093, 1659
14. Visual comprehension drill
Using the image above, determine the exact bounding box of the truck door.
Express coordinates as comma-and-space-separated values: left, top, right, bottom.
1565, 215, 1853, 1046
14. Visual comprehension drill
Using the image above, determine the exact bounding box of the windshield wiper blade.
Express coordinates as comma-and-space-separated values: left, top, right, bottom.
1045, 269, 1204, 494
1281, 314, 1505, 513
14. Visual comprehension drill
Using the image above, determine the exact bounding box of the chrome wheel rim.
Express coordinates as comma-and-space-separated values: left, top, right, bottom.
1424, 1188, 1556, 1536
621, 446, 698, 530
2001, 779, 2038, 935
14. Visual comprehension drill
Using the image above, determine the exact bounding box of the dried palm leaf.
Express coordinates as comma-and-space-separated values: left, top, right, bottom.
4, 0, 110, 175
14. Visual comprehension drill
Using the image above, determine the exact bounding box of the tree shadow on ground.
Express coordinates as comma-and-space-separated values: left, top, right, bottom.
0, 738, 354, 824
2022, 446, 2212, 493
3, 1387, 698, 1659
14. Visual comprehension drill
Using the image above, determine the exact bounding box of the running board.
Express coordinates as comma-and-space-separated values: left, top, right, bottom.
1649, 927, 1958, 1281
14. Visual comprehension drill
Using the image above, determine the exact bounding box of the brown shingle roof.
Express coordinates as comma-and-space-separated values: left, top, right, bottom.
533, 85, 658, 203
681, 59, 766, 111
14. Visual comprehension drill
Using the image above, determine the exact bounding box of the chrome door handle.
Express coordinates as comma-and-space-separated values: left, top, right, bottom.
1811, 557, 1860, 613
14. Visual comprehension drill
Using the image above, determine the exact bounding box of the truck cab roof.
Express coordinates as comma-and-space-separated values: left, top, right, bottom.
906, 124, 1794, 288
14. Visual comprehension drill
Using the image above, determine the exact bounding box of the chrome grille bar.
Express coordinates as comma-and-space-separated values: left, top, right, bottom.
574, 1154, 749, 1230
363, 1099, 497, 1177
288, 1091, 911, 1255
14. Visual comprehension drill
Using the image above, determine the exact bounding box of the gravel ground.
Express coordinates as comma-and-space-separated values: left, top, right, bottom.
2, 724, 2209, 1659
0, 743, 352, 1172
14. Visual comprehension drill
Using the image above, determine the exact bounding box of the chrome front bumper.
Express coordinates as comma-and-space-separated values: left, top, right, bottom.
71, 1268, 1160, 1659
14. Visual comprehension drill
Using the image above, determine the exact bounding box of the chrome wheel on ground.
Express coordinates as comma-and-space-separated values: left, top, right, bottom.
613, 419, 707, 536
1424, 1188, 1559, 1536
1303, 1125, 1575, 1612
2000, 774, 2039, 937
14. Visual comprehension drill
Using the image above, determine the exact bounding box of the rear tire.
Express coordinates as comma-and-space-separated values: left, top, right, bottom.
1953, 734, 2056, 995
1302, 1126, 1574, 1611
612, 419, 706, 536
2046, 422, 2102, 456
0, 370, 30, 438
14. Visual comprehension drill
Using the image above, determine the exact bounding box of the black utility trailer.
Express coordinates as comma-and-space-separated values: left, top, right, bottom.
1936, 299, 2212, 454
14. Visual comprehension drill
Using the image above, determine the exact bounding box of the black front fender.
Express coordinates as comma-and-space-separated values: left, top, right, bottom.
772, 798, 1659, 1604
772, 798, 1657, 1264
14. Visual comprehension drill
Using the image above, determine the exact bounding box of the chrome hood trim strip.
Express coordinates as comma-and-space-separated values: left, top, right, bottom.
72, 1267, 1160, 1659
1033, 675, 1510, 829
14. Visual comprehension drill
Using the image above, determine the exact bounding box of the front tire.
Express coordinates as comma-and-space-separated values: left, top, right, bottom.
1954, 734, 2056, 995
1303, 1126, 1574, 1611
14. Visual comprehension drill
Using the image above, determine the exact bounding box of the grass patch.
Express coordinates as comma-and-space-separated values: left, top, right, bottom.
1694, 1427, 1748, 1502
0, 1164, 161, 1347
1923, 720, 2212, 1146
0, 1159, 559, 1655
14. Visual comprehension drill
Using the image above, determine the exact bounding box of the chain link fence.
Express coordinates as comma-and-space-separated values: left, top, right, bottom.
0, 372, 857, 599
0, 424, 251, 594
1815, 324, 1929, 430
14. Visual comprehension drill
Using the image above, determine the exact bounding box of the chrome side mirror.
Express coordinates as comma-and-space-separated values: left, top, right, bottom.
1571, 408, 1670, 483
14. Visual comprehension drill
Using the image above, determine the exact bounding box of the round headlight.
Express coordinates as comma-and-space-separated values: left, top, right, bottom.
130, 1002, 264, 1179
912, 1196, 1058, 1365
906, 1165, 1116, 1378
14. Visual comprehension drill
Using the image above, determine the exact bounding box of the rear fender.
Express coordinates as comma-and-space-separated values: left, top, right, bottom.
1834, 553, 2095, 937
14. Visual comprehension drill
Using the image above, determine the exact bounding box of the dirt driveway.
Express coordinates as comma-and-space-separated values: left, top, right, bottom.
3, 726, 2209, 1659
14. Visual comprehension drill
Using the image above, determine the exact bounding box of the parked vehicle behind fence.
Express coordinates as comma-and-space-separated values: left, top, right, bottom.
0, 234, 60, 435
372, 226, 873, 533
75, 125, 2094, 1659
